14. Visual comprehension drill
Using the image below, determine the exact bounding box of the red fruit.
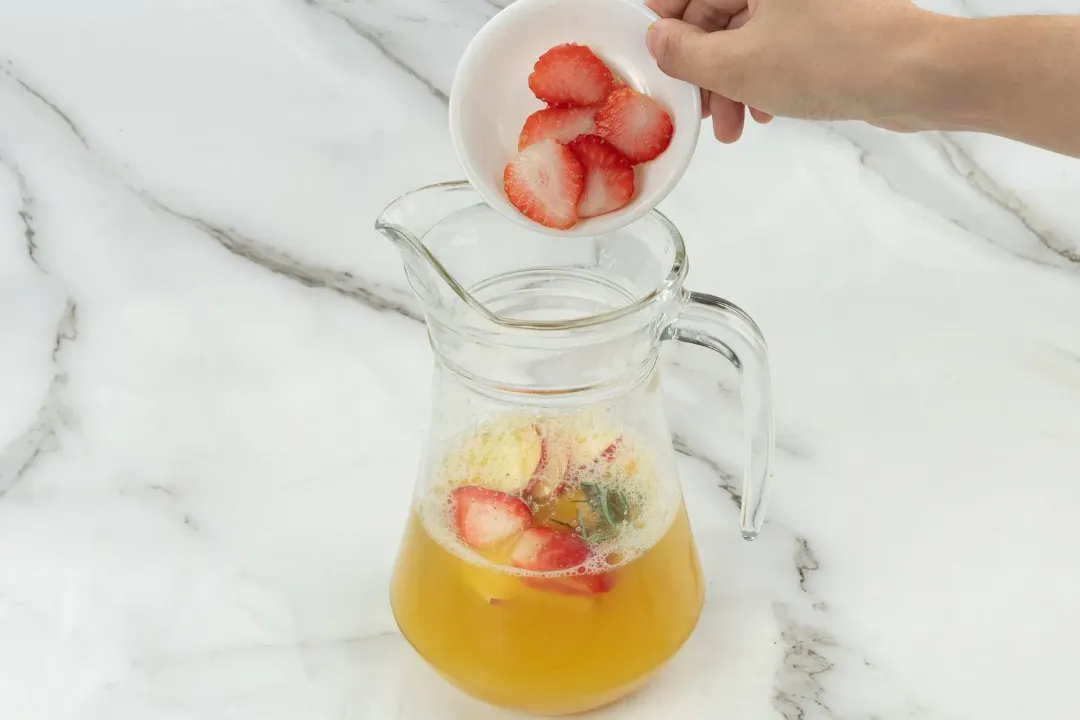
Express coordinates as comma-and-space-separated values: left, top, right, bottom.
518, 106, 598, 151
528, 44, 614, 108
450, 486, 531, 549
595, 88, 674, 164
567, 135, 635, 218
503, 138, 585, 230
510, 527, 589, 570
523, 571, 614, 596
511, 528, 613, 596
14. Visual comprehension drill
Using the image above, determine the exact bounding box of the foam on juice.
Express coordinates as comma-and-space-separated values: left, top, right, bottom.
417, 411, 681, 578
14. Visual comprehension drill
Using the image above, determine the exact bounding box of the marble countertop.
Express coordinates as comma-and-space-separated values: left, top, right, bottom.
2, 0, 1079, 718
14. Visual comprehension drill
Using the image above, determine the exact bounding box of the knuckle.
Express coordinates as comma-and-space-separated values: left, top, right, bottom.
652, 29, 684, 68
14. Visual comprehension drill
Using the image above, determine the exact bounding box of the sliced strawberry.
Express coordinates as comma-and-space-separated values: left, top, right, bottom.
450, 486, 531, 549
524, 433, 573, 502
504, 138, 584, 230
567, 135, 635, 218
594, 88, 674, 164
511, 528, 613, 595
525, 570, 615, 596
510, 527, 589, 570
528, 44, 614, 108
518, 106, 598, 151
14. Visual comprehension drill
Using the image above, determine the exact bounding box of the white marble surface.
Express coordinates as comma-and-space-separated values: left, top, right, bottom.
2, 0, 1080, 718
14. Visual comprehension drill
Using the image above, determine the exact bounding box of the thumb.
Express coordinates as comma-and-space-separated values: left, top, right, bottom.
646, 18, 737, 94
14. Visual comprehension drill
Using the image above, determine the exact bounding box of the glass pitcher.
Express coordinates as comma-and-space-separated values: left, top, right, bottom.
376, 181, 774, 716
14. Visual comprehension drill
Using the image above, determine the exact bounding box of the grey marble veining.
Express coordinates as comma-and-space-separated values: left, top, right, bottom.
1, 0, 1079, 718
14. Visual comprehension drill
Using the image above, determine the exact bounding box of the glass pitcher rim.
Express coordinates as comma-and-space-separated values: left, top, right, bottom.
376, 180, 690, 332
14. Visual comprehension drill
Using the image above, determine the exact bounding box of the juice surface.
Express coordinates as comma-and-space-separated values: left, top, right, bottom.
390, 415, 705, 715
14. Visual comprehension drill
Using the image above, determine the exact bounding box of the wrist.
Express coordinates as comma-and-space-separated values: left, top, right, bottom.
863, 10, 977, 133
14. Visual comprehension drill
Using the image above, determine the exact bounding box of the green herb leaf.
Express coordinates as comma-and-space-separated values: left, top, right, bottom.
607, 488, 630, 524
576, 481, 634, 544
576, 506, 590, 541
580, 482, 602, 507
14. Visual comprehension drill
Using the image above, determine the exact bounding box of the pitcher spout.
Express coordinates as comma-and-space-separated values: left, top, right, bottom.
375, 182, 452, 294
375, 180, 485, 248
375, 180, 492, 318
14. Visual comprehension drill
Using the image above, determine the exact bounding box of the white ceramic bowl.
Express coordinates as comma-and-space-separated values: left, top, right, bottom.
449, 0, 701, 237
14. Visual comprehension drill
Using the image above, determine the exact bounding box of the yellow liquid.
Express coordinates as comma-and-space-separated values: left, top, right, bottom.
390, 503, 704, 715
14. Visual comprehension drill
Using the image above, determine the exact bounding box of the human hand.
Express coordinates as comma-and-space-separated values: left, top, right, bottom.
645, 0, 930, 140
645, 0, 768, 143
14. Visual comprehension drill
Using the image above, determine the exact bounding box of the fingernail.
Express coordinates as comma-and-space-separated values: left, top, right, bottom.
646, 22, 658, 55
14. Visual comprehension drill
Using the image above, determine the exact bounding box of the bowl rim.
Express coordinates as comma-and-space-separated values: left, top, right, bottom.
448, 0, 702, 238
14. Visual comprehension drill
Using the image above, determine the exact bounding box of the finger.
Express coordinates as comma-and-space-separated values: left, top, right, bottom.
647, 19, 732, 91
682, 0, 734, 32
749, 107, 773, 124
727, 6, 752, 30
710, 92, 745, 143
645, 0, 691, 19
701, 87, 712, 119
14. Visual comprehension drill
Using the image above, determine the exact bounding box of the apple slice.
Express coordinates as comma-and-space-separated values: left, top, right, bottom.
451, 423, 545, 494
524, 434, 573, 502
462, 565, 523, 605
569, 429, 622, 469
566, 428, 648, 484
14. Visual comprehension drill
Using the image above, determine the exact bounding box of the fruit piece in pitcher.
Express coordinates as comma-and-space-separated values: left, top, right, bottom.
503, 139, 584, 230
524, 433, 572, 502
511, 527, 589, 571
518, 106, 598, 151
571, 429, 643, 482
451, 423, 545, 493
461, 564, 522, 605
570, 429, 622, 469
553, 569, 615, 596
450, 486, 531, 549
511, 528, 613, 596
595, 87, 674, 164
528, 44, 614, 108
567, 135, 635, 218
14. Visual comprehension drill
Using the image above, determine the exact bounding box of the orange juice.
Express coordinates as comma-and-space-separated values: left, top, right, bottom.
390, 414, 705, 715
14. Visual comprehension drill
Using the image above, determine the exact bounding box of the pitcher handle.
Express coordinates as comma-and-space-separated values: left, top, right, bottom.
662, 289, 775, 540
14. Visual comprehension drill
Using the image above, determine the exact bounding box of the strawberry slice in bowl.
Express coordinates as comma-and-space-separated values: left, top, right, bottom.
450, 486, 532, 550
528, 43, 614, 108
567, 135, 635, 219
518, 106, 598, 151
595, 87, 674, 165
448, 0, 700, 235
503, 138, 584, 230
